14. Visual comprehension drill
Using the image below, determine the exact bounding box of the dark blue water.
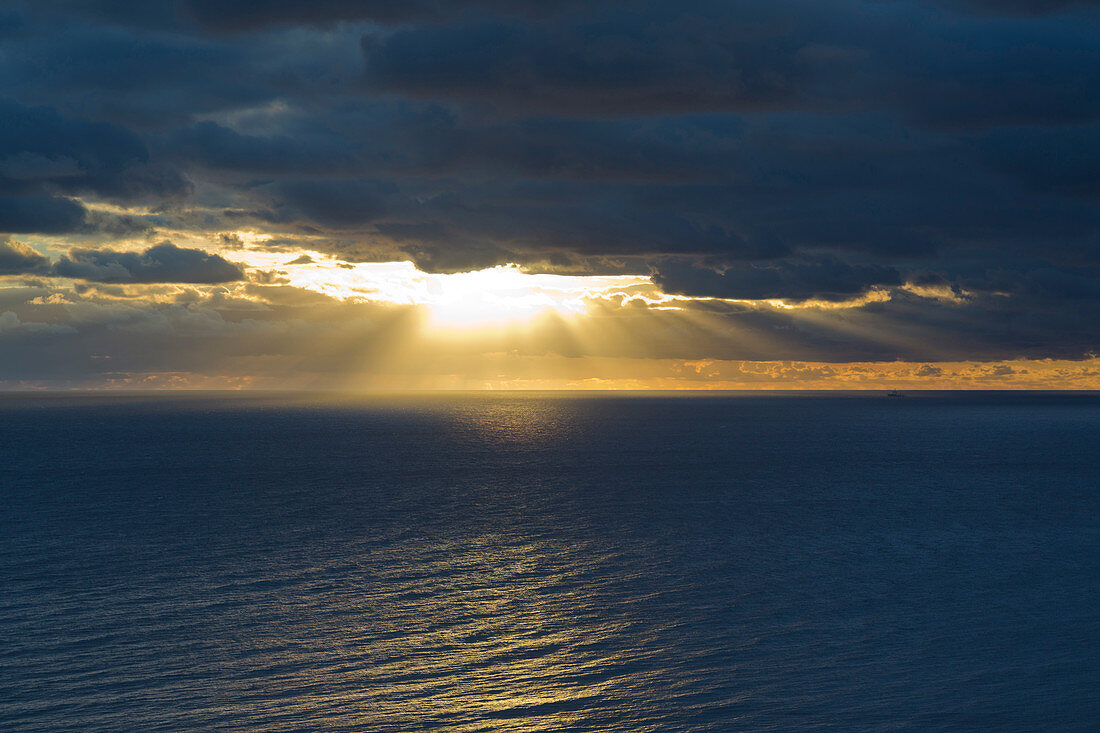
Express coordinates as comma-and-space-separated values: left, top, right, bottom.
1, 392, 1097, 731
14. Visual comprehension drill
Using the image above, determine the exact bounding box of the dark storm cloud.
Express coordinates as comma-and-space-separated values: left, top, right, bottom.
0, 25, 274, 128
52, 242, 244, 283
0, 237, 50, 274
0, 99, 187, 236
879, 18, 1100, 129
932, 0, 1095, 14
167, 113, 745, 183
13, 0, 607, 32
654, 258, 903, 302
5, 29, 234, 95
365, 179, 789, 270
975, 123, 1100, 197
359, 14, 809, 116
8, 1, 181, 29
264, 179, 398, 227
0, 0, 1098, 363
0, 195, 86, 234
181, 0, 588, 31
357, 2, 1100, 126
166, 122, 356, 176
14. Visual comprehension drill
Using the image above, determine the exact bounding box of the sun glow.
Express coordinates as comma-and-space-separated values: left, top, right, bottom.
419, 266, 584, 327
421, 265, 657, 329
225, 250, 651, 330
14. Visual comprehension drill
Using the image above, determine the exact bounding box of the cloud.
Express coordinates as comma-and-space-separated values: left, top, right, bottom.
0, 0, 1098, 374
354, 2, 1100, 128
52, 242, 245, 283
929, 0, 1095, 15
266, 179, 398, 227
0, 309, 76, 335
359, 13, 810, 116
654, 257, 903, 301
976, 123, 1100, 197
0, 237, 50, 274
0, 99, 186, 199
165, 121, 356, 176
0, 99, 187, 237
179, 0, 590, 31
0, 194, 86, 233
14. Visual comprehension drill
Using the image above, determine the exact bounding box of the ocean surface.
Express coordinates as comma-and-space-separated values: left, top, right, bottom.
1, 391, 1097, 731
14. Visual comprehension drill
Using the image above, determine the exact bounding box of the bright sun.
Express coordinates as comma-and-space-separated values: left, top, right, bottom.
420, 266, 586, 328
222, 250, 652, 331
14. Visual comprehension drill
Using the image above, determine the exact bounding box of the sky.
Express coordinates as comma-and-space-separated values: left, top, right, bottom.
1, 0, 1099, 389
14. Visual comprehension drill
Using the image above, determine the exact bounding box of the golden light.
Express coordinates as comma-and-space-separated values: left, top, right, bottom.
24, 234, 1100, 390
220, 247, 652, 331
418, 266, 588, 329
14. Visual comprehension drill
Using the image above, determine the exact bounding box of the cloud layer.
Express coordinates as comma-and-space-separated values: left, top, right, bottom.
0, 0, 1098, 382
52, 242, 244, 283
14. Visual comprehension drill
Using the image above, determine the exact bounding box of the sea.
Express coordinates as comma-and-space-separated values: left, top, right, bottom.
1, 391, 1097, 731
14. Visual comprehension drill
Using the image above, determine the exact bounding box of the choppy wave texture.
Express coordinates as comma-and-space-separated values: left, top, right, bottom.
2, 392, 1098, 731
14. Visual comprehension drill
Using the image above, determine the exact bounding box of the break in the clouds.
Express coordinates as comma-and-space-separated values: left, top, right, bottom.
0, 0, 1098, 386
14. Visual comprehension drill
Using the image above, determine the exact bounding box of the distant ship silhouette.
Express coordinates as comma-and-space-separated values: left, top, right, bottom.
887, 389, 903, 397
